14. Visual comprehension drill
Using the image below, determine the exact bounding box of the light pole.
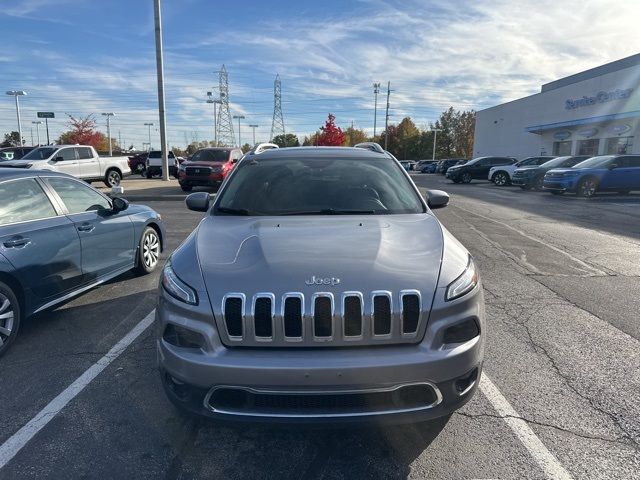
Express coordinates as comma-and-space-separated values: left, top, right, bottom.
430, 128, 442, 161
248, 124, 259, 145
144, 123, 154, 150
233, 115, 245, 147
32, 121, 43, 145
373, 83, 380, 137
6, 90, 27, 146
206, 92, 222, 145
102, 112, 115, 156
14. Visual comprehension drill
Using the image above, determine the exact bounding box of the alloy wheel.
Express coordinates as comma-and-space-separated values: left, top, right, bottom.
494, 172, 507, 186
579, 178, 598, 198
0, 294, 15, 348
143, 231, 160, 269
107, 170, 121, 187
461, 173, 472, 184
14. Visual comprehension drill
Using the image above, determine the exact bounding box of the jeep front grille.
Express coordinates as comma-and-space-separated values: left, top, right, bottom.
219, 290, 424, 347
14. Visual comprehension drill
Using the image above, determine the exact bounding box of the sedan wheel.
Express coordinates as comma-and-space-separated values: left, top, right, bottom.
578, 178, 598, 198
135, 227, 161, 275
0, 283, 20, 357
493, 172, 508, 186
461, 172, 472, 184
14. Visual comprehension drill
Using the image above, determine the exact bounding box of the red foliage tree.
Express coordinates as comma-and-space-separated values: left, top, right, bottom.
316, 113, 345, 146
58, 114, 106, 149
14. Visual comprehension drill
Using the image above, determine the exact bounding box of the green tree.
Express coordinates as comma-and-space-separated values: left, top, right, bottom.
454, 110, 475, 158
1, 131, 21, 147
272, 133, 300, 147
241, 143, 251, 153
433, 107, 457, 159
342, 126, 368, 146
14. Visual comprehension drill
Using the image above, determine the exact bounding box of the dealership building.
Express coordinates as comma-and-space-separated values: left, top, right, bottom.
473, 53, 640, 159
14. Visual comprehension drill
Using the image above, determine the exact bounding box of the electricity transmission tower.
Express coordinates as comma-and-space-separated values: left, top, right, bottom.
216, 65, 236, 146
270, 74, 285, 142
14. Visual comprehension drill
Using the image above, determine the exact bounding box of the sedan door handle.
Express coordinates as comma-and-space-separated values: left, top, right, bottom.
77, 223, 95, 232
3, 237, 30, 248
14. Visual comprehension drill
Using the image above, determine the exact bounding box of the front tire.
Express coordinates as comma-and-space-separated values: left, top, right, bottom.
180, 185, 193, 192
461, 172, 472, 184
520, 185, 531, 190
135, 227, 161, 275
577, 177, 598, 198
550, 190, 564, 195
492, 171, 509, 186
104, 169, 122, 188
0, 281, 21, 357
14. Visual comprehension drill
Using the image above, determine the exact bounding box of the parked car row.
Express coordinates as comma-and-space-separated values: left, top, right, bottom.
443, 153, 640, 198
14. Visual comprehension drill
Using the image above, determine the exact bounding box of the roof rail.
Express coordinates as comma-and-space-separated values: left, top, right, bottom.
354, 142, 386, 154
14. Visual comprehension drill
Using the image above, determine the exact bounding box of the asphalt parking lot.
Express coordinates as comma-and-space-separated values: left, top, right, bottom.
1, 176, 639, 479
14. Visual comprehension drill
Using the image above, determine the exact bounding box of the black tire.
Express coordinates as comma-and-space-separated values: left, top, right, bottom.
135, 164, 144, 174
180, 185, 193, 192
534, 176, 544, 191
519, 185, 532, 190
146, 169, 153, 179
135, 227, 161, 275
550, 190, 564, 195
451, 178, 461, 184
104, 169, 122, 188
0, 281, 21, 357
461, 172, 472, 184
577, 177, 598, 198
492, 171, 509, 186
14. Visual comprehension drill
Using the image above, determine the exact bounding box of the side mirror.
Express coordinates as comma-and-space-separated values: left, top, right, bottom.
186, 192, 210, 212
608, 163, 618, 170
426, 189, 449, 209
112, 197, 129, 213
231, 158, 238, 164
53, 156, 64, 162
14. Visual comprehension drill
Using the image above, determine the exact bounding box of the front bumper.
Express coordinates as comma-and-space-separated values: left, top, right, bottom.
510, 176, 532, 187
543, 179, 575, 192
178, 171, 224, 187
155, 284, 485, 424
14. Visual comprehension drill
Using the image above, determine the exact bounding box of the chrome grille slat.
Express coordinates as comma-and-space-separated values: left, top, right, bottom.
219, 289, 424, 347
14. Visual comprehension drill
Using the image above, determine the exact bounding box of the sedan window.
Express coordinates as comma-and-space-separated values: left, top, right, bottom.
0, 178, 57, 226
46, 177, 111, 214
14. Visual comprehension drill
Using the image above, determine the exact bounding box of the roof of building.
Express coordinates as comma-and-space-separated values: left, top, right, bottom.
541, 53, 640, 93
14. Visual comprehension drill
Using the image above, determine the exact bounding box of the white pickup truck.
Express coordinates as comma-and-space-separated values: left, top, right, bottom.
0, 145, 131, 187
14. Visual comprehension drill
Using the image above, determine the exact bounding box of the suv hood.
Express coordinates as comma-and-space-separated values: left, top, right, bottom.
195, 214, 444, 306
183, 160, 226, 168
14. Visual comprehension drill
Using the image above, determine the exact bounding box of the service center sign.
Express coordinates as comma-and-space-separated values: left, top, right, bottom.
565, 88, 633, 110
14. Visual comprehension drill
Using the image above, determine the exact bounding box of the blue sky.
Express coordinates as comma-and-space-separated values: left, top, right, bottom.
1, 0, 639, 148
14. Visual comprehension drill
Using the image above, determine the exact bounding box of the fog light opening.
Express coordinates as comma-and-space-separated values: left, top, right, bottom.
454, 367, 479, 396
443, 318, 480, 344
163, 323, 205, 350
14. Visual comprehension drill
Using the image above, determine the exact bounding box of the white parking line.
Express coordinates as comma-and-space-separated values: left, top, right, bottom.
0, 310, 155, 469
479, 374, 574, 480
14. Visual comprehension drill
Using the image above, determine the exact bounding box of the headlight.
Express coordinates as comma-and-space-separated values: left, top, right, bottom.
178, 164, 186, 172
446, 256, 478, 301
561, 172, 578, 177
211, 165, 222, 173
162, 261, 198, 305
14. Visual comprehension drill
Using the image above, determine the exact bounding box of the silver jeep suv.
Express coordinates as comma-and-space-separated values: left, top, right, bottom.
156, 146, 484, 424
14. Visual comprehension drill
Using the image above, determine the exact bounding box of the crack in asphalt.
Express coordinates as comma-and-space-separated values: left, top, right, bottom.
488, 295, 640, 451
454, 411, 636, 449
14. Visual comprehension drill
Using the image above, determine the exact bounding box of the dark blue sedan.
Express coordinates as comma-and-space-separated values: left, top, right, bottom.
543, 155, 640, 197
0, 169, 165, 355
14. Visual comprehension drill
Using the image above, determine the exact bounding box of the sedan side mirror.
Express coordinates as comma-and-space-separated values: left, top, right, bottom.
426, 189, 450, 209
186, 192, 210, 212
112, 197, 129, 213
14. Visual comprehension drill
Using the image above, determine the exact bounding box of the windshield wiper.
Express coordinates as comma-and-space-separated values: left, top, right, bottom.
280, 209, 377, 215
215, 206, 252, 216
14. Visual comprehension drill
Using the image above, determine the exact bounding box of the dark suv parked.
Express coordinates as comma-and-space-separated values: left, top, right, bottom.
446, 156, 515, 183
437, 158, 466, 174
511, 156, 588, 190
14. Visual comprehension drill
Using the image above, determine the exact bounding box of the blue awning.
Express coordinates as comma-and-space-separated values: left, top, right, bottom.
525, 110, 640, 134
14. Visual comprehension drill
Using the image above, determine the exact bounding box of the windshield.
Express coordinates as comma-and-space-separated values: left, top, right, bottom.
21, 147, 58, 160
190, 149, 230, 162
539, 156, 572, 168
573, 156, 615, 168
215, 156, 425, 215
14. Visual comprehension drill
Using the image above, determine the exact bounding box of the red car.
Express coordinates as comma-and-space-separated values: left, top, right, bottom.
178, 147, 243, 192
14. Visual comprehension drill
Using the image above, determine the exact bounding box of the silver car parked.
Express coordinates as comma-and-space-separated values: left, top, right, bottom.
156, 146, 484, 425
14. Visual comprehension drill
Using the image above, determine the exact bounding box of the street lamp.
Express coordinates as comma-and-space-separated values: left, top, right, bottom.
248, 124, 259, 145
31, 121, 43, 145
144, 123, 154, 150
430, 128, 442, 161
6, 90, 27, 146
373, 83, 380, 137
206, 92, 222, 145
102, 112, 115, 156
233, 115, 245, 146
